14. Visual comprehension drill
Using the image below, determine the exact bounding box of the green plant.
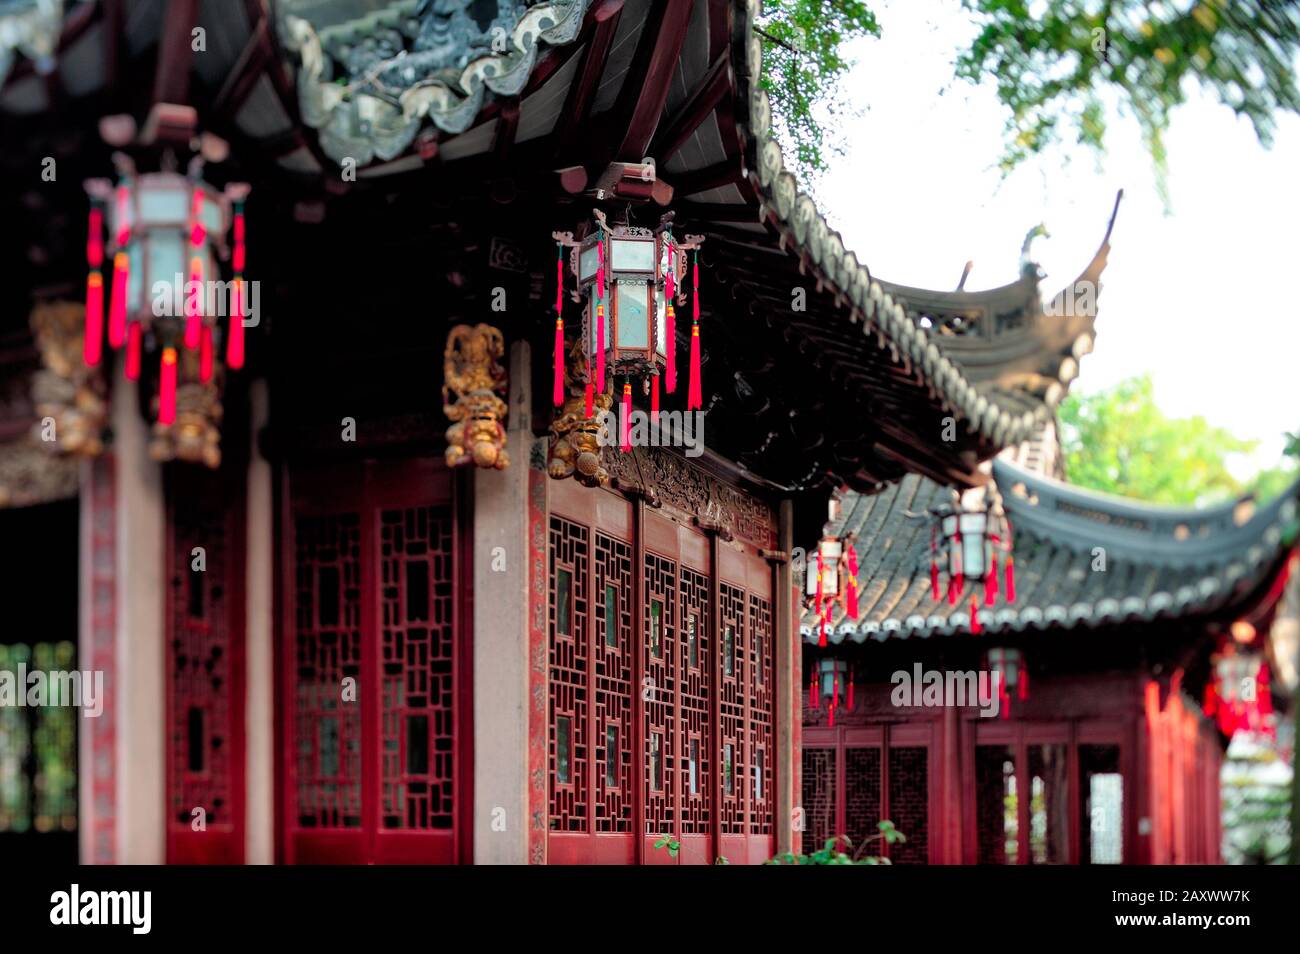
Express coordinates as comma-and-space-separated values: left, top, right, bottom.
657, 820, 906, 865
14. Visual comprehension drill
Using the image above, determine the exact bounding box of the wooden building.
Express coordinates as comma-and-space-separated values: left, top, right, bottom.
0, 0, 1127, 865
801, 439, 1300, 864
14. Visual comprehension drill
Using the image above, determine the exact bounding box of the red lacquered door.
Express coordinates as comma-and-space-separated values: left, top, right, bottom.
282, 458, 469, 864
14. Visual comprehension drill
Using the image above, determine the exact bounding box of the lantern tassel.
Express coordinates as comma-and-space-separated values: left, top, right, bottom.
1004, 556, 1016, 604
969, 595, 981, 634
227, 279, 246, 370
553, 245, 565, 406
184, 255, 204, 350
687, 320, 702, 411
650, 373, 659, 415
1018, 665, 1029, 701
986, 553, 999, 606
596, 236, 606, 392
108, 251, 129, 349
199, 324, 214, 383
811, 669, 819, 710
124, 322, 142, 381
666, 304, 677, 394
847, 667, 855, 711
158, 346, 178, 425
84, 271, 104, 367
583, 359, 594, 419
620, 381, 632, 452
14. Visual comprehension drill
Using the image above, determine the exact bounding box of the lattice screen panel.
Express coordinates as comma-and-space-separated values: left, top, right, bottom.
594, 533, 633, 833
747, 594, 773, 835
800, 747, 835, 851
679, 566, 711, 834
548, 516, 590, 830
845, 747, 882, 854
168, 487, 234, 827
293, 513, 363, 828
718, 582, 747, 834
642, 552, 678, 835
888, 747, 929, 864
379, 506, 455, 831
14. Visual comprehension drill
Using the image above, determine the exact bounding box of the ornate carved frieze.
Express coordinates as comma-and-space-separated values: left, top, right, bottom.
602, 445, 778, 551
443, 322, 508, 469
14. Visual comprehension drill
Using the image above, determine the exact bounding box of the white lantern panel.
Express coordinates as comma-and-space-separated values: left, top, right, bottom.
616, 283, 649, 348
138, 185, 188, 224
587, 290, 610, 352
579, 244, 600, 283
655, 287, 666, 356
610, 238, 655, 273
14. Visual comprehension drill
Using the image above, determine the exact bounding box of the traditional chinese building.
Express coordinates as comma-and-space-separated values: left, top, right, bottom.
1, 0, 1116, 865
800, 434, 1300, 864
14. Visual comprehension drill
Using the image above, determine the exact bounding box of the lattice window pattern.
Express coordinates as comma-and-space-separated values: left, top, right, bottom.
800, 747, 835, 852
293, 513, 363, 828
642, 552, 677, 835
748, 594, 774, 835
594, 533, 633, 832
168, 484, 234, 827
718, 582, 747, 834
888, 747, 928, 864
679, 566, 711, 834
549, 516, 590, 830
845, 747, 882, 854
379, 506, 455, 831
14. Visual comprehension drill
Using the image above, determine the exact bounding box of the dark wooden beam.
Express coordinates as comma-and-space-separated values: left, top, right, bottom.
677, 201, 764, 225
493, 99, 521, 163
102, 0, 125, 96
648, 50, 731, 164
211, 18, 273, 121
612, 0, 694, 161
665, 158, 743, 199
152, 0, 200, 105
554, 0, 625, 162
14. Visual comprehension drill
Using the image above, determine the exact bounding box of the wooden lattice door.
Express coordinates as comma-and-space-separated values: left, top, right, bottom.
281, 458, 469, 864
166, 464, 245, 864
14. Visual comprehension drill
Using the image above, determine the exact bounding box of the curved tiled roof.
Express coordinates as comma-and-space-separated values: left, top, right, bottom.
728, 0, 1114, 456
800, 459, 1300, 644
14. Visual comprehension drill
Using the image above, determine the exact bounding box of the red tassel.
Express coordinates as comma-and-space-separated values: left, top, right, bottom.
828, 701, 835, 727
846, 545, 859, 578
595, 237, 606, 392
620, 380, 631, 452
108, 251, 129, 349
87, 205, 103, 269
583, 359, 594, 419
847, 669, 855, 711
199, 324, 214, 383
665, 303, 677, 394
650, 373, 659, 415
1004, 556, 1016, 604
1018, 665, 1029, 701
233, 206, 246, 272
158, 346, 178, 425
931, 559, 940, 602
999, 681, 1010, 720
811, 669, 819, 710
970, 595, 981, 634
814, 550, 824, 618
692, 249, 700, 323
124, 321, 141, 381
687, 321, 702, 410
986, 553, 999, 606
832, 670, 839, 710
553, 246, 565, 406
595, 301, 606, 392
84, 271, 104, 367
845, 580, 858, 620
227, 279, 246, 370
184, 254, 204, 350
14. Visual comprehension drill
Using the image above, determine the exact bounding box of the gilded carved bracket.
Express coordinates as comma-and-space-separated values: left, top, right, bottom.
443, 323, 509, 470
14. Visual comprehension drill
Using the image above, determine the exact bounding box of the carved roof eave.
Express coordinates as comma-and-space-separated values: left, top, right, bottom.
798, 467, 1300, 645
729, 0, 1112, 458
280, 0, 593, 166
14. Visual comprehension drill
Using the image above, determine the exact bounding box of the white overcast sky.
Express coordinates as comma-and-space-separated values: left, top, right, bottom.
808, 0, 1299, 473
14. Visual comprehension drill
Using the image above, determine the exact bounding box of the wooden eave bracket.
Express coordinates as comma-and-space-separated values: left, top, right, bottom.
590, 161, 674, 205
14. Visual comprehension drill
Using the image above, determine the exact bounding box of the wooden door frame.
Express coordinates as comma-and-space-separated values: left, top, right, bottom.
273, 455, 472, 864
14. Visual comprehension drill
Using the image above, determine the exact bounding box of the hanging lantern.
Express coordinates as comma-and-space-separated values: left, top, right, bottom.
986, 647, 1028, 719
84, 162, 249, 426
553, 216, 705, 442
929, 490, 1016, 630
812, 659, 851, 725
1205, 643, 1275, 739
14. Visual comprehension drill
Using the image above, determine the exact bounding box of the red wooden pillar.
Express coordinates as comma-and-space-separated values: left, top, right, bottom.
941, 703, 961, 863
